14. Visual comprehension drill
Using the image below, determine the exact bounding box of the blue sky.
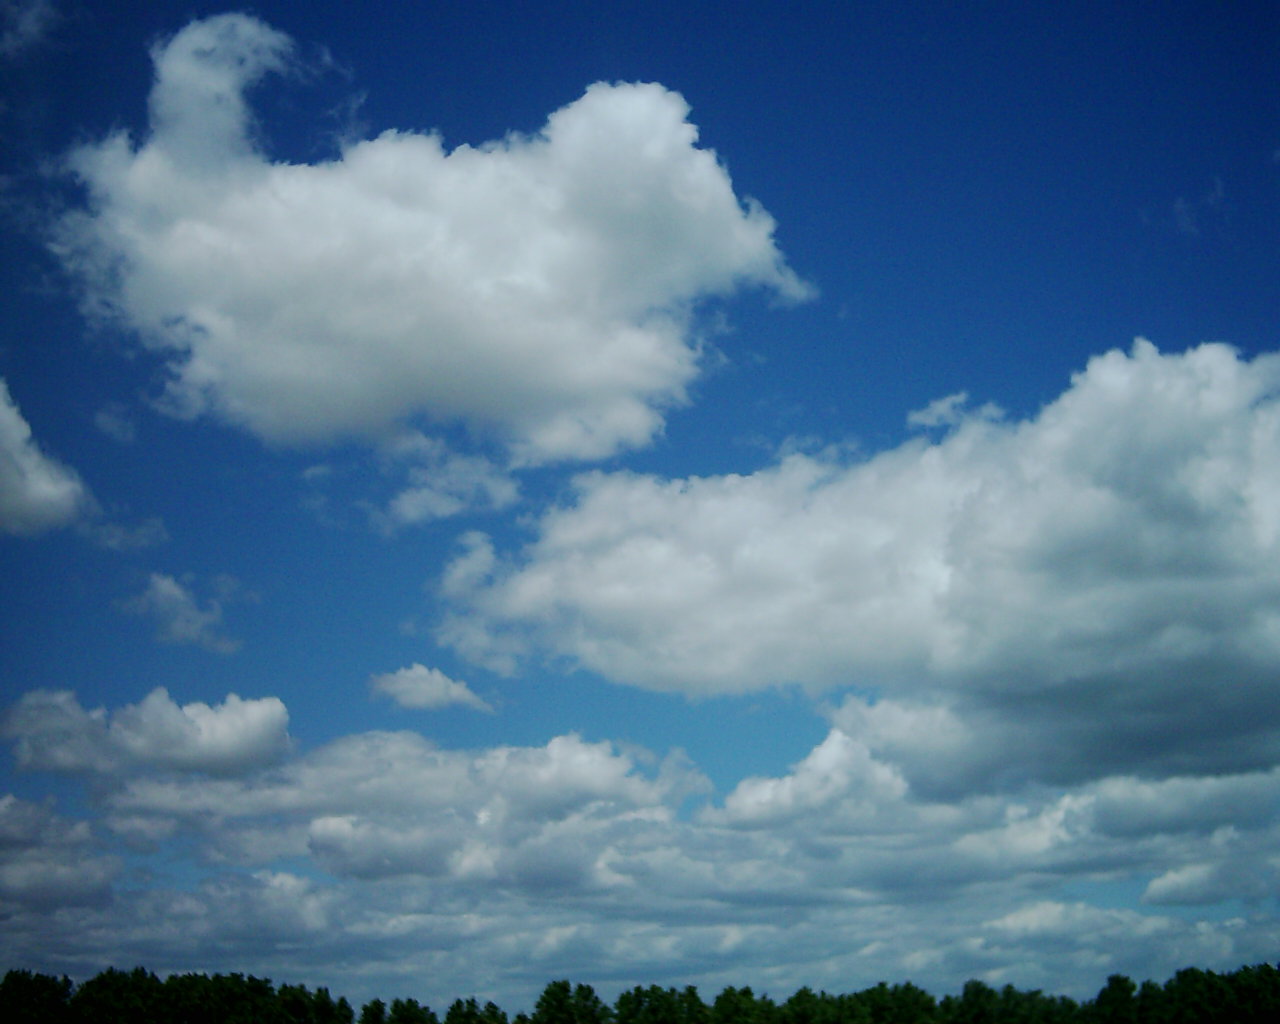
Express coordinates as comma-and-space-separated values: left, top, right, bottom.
2, 0, 1279, 1010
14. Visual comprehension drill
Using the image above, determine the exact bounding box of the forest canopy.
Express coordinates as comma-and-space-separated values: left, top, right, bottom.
2, 960, 1279, 1024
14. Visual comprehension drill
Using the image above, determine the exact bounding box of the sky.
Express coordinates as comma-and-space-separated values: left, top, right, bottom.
2, 0, 1280, 1010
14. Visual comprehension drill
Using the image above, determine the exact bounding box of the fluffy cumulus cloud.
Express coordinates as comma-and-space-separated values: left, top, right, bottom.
53, 13, 808, 464
440, 340, 1280, 786
0, 377, 89, 535
4, 688, 291, 776
370, 663, 493, 712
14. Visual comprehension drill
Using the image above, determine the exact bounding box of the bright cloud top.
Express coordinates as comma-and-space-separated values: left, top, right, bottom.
0, 377, 89, 536
55, 13, 809, 463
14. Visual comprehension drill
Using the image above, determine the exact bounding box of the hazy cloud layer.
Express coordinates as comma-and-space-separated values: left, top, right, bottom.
2, 688, 1276, 1006
54, 13, 808, 464
0, 377, 89, 535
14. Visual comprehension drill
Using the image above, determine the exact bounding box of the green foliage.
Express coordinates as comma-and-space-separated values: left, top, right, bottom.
531, 980, 613, 1024
712, 986, 774, 1024
3, 959, 1279, 1024
70, 966, 163, 1024
0, 968, 73, 1024
388, 996, 441, 1024
1089, 974, 1136, 1024
616, 984, 708, 1024
447, 995, 508, 1024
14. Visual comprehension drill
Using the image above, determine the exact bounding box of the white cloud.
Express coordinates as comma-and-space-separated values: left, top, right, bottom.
440, 340, 1280, 786
108, 688, 291, 774
101, 727, 695, 835
4, 687, 290, 776
54, 13, 809, 464
0, 377, 89, 535
123, 572, 241, 653
370, 663, 493, 713
710, 729, 908, 828
905, 390, 998, 430
375, 433, 518, 529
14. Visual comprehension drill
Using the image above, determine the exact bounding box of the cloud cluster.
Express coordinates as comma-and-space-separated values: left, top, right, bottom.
12, 8, 1280, 1009
0, 377, 89, 535
3, 687, 1276, 1006
54, 13, 808, 465
440, 340, 1280, 790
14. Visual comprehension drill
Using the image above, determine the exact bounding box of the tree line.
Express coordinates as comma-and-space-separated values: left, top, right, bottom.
2, 960, 1279, 1024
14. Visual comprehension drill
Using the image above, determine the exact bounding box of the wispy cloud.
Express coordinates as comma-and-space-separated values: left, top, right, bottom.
0, 0, 57, 60
122, 573, 242, 654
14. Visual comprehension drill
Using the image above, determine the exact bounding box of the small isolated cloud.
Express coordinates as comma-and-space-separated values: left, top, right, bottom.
906, 391, 1000, 430
80, 515, 168, 551
1171, 178, 1229, 241
0, 377, 90, 535
123, 572, 241, 653
93, 402, 136, 443
375, 433, 518, 530
1173, 196, 1198, 237
54, 13, 809, 464
370, 663, 493, 713
907, 390, 970, 429
3, 687, 291, 776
